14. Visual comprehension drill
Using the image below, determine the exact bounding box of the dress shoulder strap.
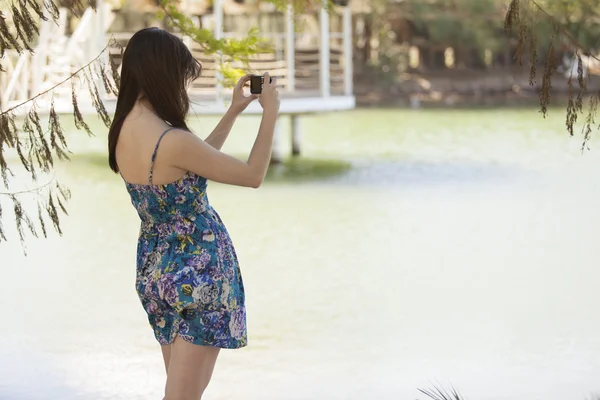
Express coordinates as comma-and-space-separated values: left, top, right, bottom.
149, 127, 176, 185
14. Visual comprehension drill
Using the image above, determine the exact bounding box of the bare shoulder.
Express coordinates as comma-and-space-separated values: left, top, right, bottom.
161, 127, 200, 145
157, 127, 205, 158
116, 119, 179, 182
156, 127, 216, 172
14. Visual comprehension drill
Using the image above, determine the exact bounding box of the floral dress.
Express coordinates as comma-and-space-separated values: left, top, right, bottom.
122, 128, 246, 348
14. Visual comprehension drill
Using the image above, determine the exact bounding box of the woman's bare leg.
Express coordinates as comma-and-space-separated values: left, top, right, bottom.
161, 345, 172, 399
161, 344, 172, 373
164, 336, 220, 400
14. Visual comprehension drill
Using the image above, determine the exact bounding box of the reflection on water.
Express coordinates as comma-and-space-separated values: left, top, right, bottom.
1, 109, 600, 400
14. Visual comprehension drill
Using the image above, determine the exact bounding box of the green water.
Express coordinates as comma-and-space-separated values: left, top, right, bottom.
1, 108, 599, 400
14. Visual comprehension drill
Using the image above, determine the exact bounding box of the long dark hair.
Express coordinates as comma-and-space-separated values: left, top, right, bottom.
107, 27, 202, 173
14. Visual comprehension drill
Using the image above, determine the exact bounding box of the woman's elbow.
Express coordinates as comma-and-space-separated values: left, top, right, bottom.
247, 171, 265, 189
250, 176, 263, 189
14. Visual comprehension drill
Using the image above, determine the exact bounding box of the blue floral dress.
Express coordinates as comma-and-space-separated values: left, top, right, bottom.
122, 128, 246, 349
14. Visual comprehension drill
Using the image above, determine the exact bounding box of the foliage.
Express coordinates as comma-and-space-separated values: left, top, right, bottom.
354, 0, 405, 83
419, 384, 598, 400
158, 0, 270, 87
533, 0, 600, 51
0, 0, 118, 252
419, 384, 465, 400
409, 0, 509, 54
504, 0, 600, 150
267, 0, 337, 14
158, 1, 268, 61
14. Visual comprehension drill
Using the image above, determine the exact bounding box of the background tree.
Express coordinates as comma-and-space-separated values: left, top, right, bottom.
409, 0, 508, 69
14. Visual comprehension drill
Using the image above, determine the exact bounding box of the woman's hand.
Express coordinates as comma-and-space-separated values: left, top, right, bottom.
229, 74, 259, 115
258, 73, 280, 113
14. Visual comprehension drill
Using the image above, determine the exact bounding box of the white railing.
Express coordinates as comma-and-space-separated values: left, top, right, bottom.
1, 52, 30, 106
195, 5, 353, 97
110, 30, 350, 98
0, 5, 114, 110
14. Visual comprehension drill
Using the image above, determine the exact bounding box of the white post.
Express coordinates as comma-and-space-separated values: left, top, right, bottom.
214, 0, 223, 101
33, 9, 51, 97
342, 5, 353, 96
97, 0, 106, 53
319, 2, 330, 97
285, 4, 295, 93
87, 10, 96, 64
96, 0, 107, 99
3, 55, 25, 104
21, 54, 30, 100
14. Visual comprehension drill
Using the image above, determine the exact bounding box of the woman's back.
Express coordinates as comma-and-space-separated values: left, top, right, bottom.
116, 104, 188, 186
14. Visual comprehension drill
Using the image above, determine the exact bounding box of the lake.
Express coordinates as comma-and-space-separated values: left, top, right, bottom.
1, 108, 599, 400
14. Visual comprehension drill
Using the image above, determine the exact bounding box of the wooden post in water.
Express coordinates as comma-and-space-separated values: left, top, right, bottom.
291, 114, 301, 157
270, 119, 282, 164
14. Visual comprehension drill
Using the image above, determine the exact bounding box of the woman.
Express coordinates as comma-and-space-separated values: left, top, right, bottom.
107, 27, 280, 399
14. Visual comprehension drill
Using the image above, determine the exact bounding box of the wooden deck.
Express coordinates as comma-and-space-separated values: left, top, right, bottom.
39, 91, 355, 116
188, 93, 355, 115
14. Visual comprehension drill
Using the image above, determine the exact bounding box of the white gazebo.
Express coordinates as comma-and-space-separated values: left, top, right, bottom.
0, 0, 356, 160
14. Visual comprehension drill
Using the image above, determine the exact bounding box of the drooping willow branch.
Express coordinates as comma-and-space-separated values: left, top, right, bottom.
530, 0, 600, 64
1, 0, 74, 58
0, 177, 55, 196
505, 0, 600, 150
0, 0, 122, 250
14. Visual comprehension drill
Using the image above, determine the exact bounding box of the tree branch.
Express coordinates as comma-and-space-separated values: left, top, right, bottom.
0, 176, 55, 196
531, 0, 600, 63
0, 38, 116, 117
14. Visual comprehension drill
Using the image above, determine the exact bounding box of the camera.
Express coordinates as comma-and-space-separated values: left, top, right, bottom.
250, 74, 273, 94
